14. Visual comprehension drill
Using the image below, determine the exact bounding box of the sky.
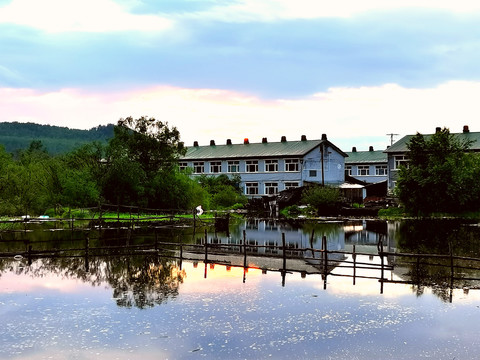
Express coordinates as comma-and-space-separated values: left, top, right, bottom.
1, 0, 480, 151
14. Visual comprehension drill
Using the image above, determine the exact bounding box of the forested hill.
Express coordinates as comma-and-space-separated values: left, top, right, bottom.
0, 122, 115, 154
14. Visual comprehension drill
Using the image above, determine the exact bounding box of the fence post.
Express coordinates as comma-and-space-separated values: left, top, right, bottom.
378, 236, 384, 294
243, 230, 247, 269
85, 236, 90, 272
353, 244, 356, 285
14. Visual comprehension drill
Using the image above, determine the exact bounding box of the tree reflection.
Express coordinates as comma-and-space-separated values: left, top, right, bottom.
395, 219, 480, 302
0, 254, 185, 309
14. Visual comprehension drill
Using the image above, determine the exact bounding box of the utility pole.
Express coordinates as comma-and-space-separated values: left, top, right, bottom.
386, 133, 399, 146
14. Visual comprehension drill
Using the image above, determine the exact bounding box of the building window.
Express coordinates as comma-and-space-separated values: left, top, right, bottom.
309, 170, 317, 177
210, 161, 221, 173
265, 182, 278, 195
265, 159, 278, 172
246, 160, 258, 173
394, 155, 409, 169
345, 165, 352, 176
245, 182, 259, 195
228, 160, 239, 173
375, 165, 387, 176
193, 162, 204, 174
285, 159, 300, 172
179, 162, 188, 171
357, 165, 370, 176
285, 182, 299, 190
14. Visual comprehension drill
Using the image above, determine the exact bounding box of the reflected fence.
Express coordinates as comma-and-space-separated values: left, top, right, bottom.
3, 225, 480, 301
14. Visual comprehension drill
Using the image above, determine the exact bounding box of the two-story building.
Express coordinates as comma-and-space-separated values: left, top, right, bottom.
384, 126, 480, 190
345, 146, 388, 183
179, 134, 348, 198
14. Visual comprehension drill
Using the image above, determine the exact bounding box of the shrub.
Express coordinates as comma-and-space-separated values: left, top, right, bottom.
301, 185, 341, 215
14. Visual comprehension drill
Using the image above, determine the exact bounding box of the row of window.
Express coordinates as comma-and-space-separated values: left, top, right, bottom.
346, 156, 409, 177
245, 182, 299, 195
180, 159, 301, 174
345, 165, 388, 176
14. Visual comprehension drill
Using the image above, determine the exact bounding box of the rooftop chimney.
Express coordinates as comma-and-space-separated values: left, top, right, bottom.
193, 141, 199, 147
301, 135, 307, 141
369, 146, 374, 151
321, 134, 327, 140
463, 125, 470, 133
210, 140, 215, 146
281, 136, 287, 142
262, 137, 268, 143
352, 146, 357, 152
244, 138, 249, 144
226, 139, 232, 145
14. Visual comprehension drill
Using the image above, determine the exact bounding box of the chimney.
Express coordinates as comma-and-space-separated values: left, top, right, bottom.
435, 127, 441, 133
463, 125, 470, 133
281, 136, 287, 142
244, 138, 249, 144
369, 146, 374, 151
321, 134, 327, 140
352, 147, 357, 152
226, 139, 232, 145
262, 137, 268, 143
301, 135, 307, 141
210, 140, 215, 146
193, 141, 199, 147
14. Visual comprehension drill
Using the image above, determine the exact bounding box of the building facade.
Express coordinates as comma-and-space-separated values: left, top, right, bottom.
345, 146, 388, 184
179, 134, 348, 198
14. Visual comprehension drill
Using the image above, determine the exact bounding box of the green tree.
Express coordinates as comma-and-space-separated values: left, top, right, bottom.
104, 116, 186, 207
396, 128, 480, 215
301, 185, 342, 215
197, 174, 247, 209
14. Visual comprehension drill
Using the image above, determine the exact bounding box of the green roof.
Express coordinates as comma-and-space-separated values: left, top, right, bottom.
181, 139, 347, 160
345, 150, 387, 164
385, 131, 480, 153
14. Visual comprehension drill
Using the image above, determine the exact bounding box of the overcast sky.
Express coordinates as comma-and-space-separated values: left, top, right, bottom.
1, 0, 479, 151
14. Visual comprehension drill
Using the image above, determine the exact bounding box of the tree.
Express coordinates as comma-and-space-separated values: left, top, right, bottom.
197, 174, 247, 209
301, 185, 342, 215
396, 128, 480, 215
104, 116, 187, 207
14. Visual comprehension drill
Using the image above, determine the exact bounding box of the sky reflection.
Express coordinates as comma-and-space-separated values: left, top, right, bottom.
2, 258, 480, 359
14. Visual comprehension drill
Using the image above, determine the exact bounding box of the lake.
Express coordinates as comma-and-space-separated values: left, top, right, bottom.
1, 218, 480, 359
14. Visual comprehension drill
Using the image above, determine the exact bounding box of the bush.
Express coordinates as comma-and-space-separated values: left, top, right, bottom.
301, 185, 341, 215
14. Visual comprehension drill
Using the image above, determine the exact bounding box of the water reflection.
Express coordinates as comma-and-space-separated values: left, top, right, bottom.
1, 218, 480, 306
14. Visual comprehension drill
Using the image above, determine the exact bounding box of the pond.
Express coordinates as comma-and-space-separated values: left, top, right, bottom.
1, 218, 480, 359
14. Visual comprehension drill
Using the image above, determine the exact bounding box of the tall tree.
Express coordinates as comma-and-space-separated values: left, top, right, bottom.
396, 128, 480, 215
104, 116, 186, 207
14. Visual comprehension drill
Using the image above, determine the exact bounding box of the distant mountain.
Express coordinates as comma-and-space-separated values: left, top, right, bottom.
0, 122, 115, 155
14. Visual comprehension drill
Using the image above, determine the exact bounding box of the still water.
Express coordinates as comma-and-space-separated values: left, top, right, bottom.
1, 218, 480, 359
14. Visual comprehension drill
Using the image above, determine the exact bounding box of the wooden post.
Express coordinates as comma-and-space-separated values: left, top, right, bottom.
243, 230, 247, 269
28, 245, 32, 266
310, 229, 315, 257
378, 236, 384, 294
282, 232, 287, 272
322, 235, 327, 290
179, 240, 183, 271
85, 236, 90, 272
353, 244, 356, 285
449, 242, 454, 303
204, 229, 208, 267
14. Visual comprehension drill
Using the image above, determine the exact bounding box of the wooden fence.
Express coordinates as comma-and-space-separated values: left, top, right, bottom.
2, 229, 480, 300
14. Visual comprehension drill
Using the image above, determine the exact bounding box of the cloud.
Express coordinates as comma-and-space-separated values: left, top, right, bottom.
1, 81, 479, 151
0, 0, 173, 32
181, 0, 480, 22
